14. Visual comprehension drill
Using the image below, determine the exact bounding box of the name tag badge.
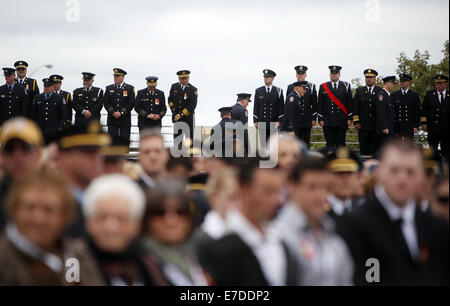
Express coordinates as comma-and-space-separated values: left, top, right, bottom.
123, 90, 128, 97
155, 98, 160, 105
184, 93, 187, 100
26, 84, 29, 89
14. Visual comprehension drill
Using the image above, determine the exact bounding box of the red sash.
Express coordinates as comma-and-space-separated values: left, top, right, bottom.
322, 83, 348, 116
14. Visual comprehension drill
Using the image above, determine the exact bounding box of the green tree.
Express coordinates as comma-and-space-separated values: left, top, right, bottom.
396, 40, 449, 99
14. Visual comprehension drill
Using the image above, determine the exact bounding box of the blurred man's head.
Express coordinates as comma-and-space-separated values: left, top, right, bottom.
101, 136, 129, 174
84, 175, 145, 253
295, 65, 307, 82
327, 147, 360, 201
378, 138, 424, 207
289, 157, 330, 224
138, 128, 168, 178
56, 121, 110, 189
269, 133, 302, 176
238, 158, 283, 230
0, 117, 43, 181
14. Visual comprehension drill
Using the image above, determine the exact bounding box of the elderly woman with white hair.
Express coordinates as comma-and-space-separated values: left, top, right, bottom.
83, 174, 168, 286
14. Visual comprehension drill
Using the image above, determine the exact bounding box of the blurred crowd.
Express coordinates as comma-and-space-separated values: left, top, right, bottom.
0, 117, 448, 286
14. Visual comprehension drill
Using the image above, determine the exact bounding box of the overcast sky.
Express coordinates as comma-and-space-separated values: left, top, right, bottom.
1, 0, 448, 125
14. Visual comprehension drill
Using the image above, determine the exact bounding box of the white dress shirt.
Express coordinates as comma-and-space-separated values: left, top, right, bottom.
226, 209, 287, 286
201, 211, 229, 240
327, 194, 353, 216
374, 184, 419, 260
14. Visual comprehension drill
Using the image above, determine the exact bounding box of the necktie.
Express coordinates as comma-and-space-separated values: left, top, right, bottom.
267, 87, 270, 94
333, 83, 337, 91
441, 93, 444, 103
368, 88, 372, 95
403, 91, 406, 95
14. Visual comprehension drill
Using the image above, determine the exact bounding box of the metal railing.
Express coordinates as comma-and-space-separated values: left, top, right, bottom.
95, 112, 428, 154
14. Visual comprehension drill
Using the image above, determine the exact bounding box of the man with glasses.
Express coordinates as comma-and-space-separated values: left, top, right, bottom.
0, 117, 44, 232
14, 61, 39, 118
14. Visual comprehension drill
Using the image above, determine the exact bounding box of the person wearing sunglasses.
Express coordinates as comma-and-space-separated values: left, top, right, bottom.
142, 179, 208, 286
0, 117, 44, 232
14, 61, 39, 118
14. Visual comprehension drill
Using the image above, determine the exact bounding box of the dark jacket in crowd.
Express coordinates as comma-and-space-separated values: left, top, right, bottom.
337, 196, 449, 286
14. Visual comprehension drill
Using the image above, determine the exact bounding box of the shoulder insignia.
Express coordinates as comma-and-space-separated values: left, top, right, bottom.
289, 96, 295, 102
194, 90, 198, 96
378, 94, 383, 101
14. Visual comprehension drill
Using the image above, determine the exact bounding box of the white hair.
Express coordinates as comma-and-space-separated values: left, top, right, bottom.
83, 174, 146, 220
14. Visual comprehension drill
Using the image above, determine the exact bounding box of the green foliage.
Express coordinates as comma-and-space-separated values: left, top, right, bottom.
396, 40, 449, 99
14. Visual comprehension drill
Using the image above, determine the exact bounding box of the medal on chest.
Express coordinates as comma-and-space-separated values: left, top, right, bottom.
184, 93, 188, 100
123, 90, 128, 97
299, 236, 316, 261
155, 98, 160, 105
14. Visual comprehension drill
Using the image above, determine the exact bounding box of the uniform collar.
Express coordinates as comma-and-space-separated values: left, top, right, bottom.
437, 89, 447, 96
383, 88, 391, 96
402, 88, 409, 95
